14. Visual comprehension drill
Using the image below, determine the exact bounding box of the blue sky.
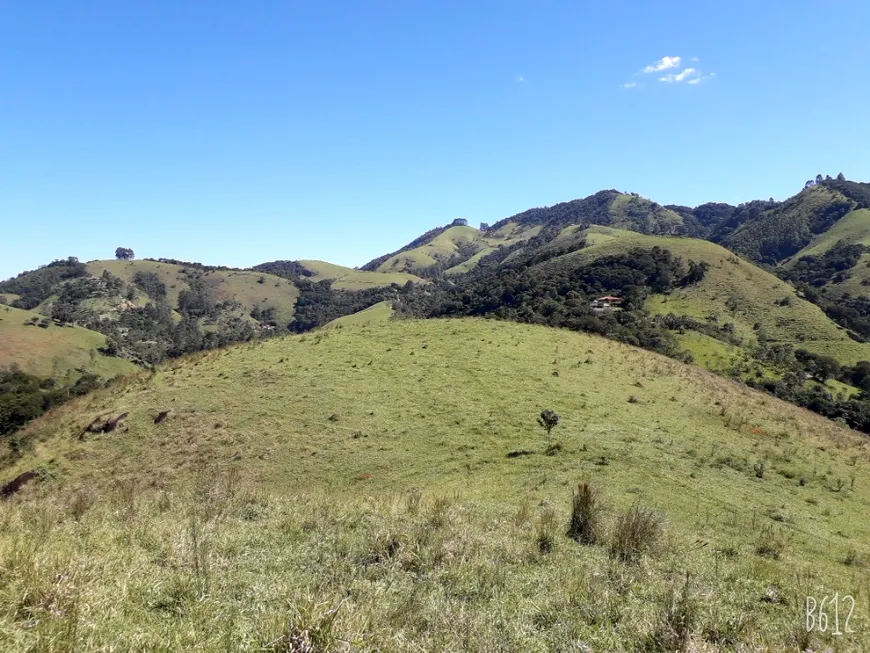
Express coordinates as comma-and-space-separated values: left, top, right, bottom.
2, 1, 868, 280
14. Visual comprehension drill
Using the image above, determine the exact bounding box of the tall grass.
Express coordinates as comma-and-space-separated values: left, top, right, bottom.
0, 470, 865, 651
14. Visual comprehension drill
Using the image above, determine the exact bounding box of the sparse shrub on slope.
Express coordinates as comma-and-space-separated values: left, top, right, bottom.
609, 505, 664, 564
567, 481, 601, 544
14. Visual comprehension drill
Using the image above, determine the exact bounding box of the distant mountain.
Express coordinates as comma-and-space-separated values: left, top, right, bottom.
4, 175, 870, 436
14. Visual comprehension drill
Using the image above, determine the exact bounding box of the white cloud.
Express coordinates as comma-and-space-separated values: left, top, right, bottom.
643, 56, 681, 73
621, 82, 638, 89
687, 72, 716, 85
659, 67, 698, 83
516, 75, 525, 82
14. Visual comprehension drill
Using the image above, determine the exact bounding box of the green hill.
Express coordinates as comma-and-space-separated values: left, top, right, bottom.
324, 299, 394, 328
567, 226, 870, 364
715, 185, 857, 264
364, 222, 540, 276
86, 259, 299, 327
2, 319, 868, 650
0, 304, 137, 380
295, 260, 424, 290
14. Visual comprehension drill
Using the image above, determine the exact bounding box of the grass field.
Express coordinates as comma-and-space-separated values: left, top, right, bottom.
325, 300, 394, 329
2, 319, 869, 650
0, 305, 138, 380
298, 260, 424, 290
86, 260, 299, 326
546, 226, 870, 365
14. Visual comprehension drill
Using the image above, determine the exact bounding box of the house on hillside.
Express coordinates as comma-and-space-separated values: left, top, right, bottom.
590, 295, 624, 312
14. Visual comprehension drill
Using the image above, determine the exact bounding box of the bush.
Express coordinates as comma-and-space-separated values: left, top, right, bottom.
645, 575, 697, 652
609, 505, 663, 564
567, 482, 601, 544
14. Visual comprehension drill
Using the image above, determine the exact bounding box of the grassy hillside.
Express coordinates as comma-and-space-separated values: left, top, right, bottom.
0, 305, 138, 380
718, 185, 856, 264
375, 225, 487, 273
325, 300, 394, 328
787, 209, 870, 262
372, 223, 540, 276
2, 318, 869, 650
297, 260, 424, 290
550, 226, 870, 364
86, 260, 299, 326
782, 209, 870, 299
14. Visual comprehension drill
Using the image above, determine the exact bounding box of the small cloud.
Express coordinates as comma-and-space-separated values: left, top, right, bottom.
660, 67, 698, 83
620, 82, 638, 89
643, 56, 681, 73
687, 72, 716, 85
516, 75, 525, 82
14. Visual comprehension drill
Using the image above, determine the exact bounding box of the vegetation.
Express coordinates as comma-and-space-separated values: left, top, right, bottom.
537, 409, 560, 442
0, 257, 89, 310
0, 366, 103, 437
0, 304, 137, 380
1, 319, 869, 650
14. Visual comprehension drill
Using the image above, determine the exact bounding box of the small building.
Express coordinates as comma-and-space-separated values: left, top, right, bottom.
591, 295, 623, 312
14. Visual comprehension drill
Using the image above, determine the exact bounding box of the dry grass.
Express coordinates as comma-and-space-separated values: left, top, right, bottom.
1, 318, 870, 649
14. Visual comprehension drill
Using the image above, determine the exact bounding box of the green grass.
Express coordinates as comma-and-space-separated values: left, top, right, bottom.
0, 305, 138, 380
86, 260, 299, 326
608, 193, 686, 233
787, 209, 870, 262
3, 318, 870, 649
674, 331, 745, 373
546, 225, 870, 365
378, 224, 541, 275
325, 300, 394, 329
781, 209, 870, 299
298, 260, 424, 290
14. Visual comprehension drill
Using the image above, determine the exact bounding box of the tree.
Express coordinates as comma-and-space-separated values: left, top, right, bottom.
480, 222, 490, 230
537, 409, 560, 442
816, 174, 824, 184
805, 180, 815, 189
115, 247, 135, 260
837, 172, 846, 181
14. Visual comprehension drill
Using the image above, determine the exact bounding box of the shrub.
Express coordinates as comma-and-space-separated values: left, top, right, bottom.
567, 481, 601, 544
537, 409, 560, 442
536, 508, 557, 554
755, 524, 785, 560
609, 505, 663, 564
645, 574, 697, 652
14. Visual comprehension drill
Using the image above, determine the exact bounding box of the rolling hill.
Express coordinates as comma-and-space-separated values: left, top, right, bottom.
2, 319, 869, 650
563, 226, 870, 364
85, 259, 300, 327
0, 304, 138, 380
293, 260, 424, 290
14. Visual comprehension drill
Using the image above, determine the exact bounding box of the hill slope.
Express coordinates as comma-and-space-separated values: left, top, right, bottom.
294, 260, 424, 290
567, 226, 870, 364
86, 259, 300, 326
0, 304, 138, 380
2, 319, 869, 650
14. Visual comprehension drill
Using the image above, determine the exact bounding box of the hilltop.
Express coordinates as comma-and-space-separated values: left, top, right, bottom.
2, 319, 869, 650
5, 177, 870, 439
